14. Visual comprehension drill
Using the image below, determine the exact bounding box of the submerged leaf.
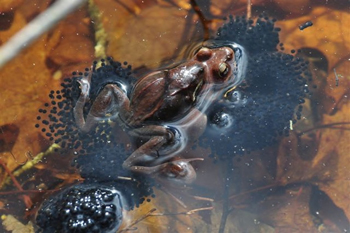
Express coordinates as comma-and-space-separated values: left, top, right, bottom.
1, 215, 34, 233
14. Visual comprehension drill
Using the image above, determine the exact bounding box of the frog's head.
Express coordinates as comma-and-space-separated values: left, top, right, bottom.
166, 42, 247, 106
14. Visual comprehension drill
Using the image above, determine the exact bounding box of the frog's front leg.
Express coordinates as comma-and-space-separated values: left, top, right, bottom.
122, 125, 202, 184
74, 77, 130, 133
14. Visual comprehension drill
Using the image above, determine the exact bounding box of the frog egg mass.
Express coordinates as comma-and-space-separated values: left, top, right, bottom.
36, 58, 136, 153
216, 15, 280, 55
36, 184, 124, 233
201, 15, 311, 157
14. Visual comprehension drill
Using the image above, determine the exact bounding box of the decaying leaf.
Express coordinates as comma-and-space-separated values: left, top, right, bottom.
257, 186, 316, 232
279, 6, 350, 71
121, 189, 211, 233
95, 0, 204, 69
0, 11, 56, 175
277, 82, 350, 224
0, 0, 24, 13
210, 202, 275, 233
1, 215, 34, 233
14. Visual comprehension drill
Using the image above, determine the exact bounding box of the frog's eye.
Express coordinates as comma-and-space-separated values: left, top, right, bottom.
196, 47, 212, 61
218, 63, 229, 78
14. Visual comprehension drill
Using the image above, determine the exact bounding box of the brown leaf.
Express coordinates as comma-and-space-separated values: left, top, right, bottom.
1, 215, 34, 233
0, 124, 20, 153
257, 186, 317, 232
0, 12, 58, 174
278, 6, 350, 71
277, 101, 350, 222
210, 203, 275, 233
1, 1, 349, 233
317, 104, 350, 221
95, 0, 204, 69
273, 0, 311, 15
0, 0, 24, 13
119, 189, 211, 233
47, 8, 94, 66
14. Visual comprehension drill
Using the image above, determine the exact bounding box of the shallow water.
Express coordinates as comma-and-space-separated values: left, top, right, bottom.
0, 0, 349, 232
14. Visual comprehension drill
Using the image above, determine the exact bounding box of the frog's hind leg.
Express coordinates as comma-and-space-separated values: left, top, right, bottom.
134, 158, 204, 185
123, 125, 183, 168
74, 80, 130, 133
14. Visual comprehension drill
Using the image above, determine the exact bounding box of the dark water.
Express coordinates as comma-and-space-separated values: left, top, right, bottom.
0, 0, 349, 232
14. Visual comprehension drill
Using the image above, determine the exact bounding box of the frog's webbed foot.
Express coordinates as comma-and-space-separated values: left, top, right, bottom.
74, 73, 130, 133
155, 158, 203, 185
126, 157, 203, 185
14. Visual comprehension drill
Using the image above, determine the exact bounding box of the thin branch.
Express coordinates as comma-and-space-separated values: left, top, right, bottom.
247, 0, 252, 18
3, 144, 61, 187
218, 159, 234, 233
190, 0, 210, 40
0, 159, 32, 208
88, 0, 107, 59
150, 206, 213, 216
118, 206, 213, 232
118, 208, 157, 233
296, 122, 350, 136
0, 0, 87, 69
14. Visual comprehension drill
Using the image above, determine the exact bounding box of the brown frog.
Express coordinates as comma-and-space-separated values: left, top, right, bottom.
73, 42, 247, 184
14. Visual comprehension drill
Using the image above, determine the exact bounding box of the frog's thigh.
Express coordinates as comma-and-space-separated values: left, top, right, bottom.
76, 84, 129, 133
128, 125, 173, 140
122, 135, 168, 168
174, 108, 207, 141
88, 84, 130, 118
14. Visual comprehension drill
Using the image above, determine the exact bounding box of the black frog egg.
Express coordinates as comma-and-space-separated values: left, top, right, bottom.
209, 110, 235, 130
225, 89, 247, 107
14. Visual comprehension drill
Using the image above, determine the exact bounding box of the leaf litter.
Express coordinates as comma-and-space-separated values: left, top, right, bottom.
0, 0, 349, 232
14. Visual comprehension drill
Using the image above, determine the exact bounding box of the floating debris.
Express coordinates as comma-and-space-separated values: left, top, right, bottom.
334, 68, 340, 86
299, 21, 313, 30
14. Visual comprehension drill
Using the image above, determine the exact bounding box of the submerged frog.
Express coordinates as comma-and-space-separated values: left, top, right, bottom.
72, 42, 247, 183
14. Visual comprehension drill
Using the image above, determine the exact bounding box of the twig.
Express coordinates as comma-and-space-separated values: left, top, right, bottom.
218, 159, 234, 233
88, 0, 107, 59
150, 206, 213, 216
296, 122, 350, 136
0, 0, 87, 69
118, 208, 157, 233
334, 68, 340, 86
160, 187, 188, 209
190, 0, 210, 40
0, 189, 52, 195
118, 206, 213, 232
193, 195, 214, 202
228, 183, 278, 201
2, 144, 61, 187
247, 0, 252, 19
0, 159, 32, 208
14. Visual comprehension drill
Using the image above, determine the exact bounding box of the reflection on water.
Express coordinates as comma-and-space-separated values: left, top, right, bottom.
0, 0, 349, 232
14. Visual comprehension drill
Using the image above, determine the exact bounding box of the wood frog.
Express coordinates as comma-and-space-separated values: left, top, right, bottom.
73, 42, 247, 184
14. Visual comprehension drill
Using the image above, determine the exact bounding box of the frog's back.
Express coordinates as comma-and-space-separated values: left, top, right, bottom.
129, 71, 167, 124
